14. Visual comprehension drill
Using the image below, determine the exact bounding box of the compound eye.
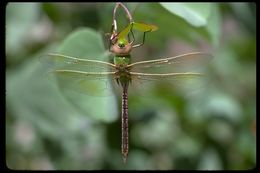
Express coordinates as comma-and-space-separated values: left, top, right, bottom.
118, 43, 125, 48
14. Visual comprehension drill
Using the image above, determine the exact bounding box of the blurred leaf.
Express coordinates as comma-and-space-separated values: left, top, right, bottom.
57, 28, 107, 58
160, 3, 211, 27
6, 3, 40, 61
230, 3, 256, 34
6, 47, 89, 138
159, 3, 220, 46
173, 134, 201, 157
204, 92, 242, 123
197, 148, 223, 170
207, 120, 234, 144
206, 4, 221, 46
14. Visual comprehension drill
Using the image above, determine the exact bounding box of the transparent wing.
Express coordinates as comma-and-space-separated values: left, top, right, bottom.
40, 53, 118, 96
47, 70, 117, 96
128, 52, 213, 74
130, 72, 204, 87
130, 72, 204, 80
129, 72, 208, 97
40, 53, 116, 72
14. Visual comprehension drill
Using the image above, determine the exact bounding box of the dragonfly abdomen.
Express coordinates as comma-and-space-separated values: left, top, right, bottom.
121, 85, 129, 163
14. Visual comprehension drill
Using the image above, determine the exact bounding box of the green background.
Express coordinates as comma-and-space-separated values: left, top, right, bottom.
6, 2, 256, 170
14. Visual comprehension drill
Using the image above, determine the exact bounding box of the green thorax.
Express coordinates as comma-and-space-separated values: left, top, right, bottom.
114, 54, 131, 66
114, 54, 132, 88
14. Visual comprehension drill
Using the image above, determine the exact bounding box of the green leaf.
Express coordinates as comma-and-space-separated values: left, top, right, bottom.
6, 46, 91, 138
6, 3, 40, 60
132, 22, 158, 32
118, 22, 158, 40
57, 28, 107, 59
205, 4, 221, 46
158, 3, 220, 46
160, 3, 211, 27
197, 148, 223, 170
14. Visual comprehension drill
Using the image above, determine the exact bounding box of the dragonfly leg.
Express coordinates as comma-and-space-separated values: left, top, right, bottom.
127, 31, 131, 43
132, 29, 152, 48
128, 23, 135, 45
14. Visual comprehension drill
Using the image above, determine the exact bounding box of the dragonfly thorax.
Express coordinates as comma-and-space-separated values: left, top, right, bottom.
114, 54, 132, 88
115, 69, 131, 88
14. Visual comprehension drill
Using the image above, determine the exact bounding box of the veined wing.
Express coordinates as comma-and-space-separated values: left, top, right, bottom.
40, 53, 116, 72
47, 70, 117, 96
128, 52, 213, 74
130, 72, 203, 80
130, 72, 204, 86
129, 71, 209, 97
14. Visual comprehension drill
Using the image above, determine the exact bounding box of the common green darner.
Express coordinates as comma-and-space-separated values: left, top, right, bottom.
41, 4, 213, 163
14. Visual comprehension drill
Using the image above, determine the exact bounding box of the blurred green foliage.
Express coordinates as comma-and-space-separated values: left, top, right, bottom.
6, 2, 255, 170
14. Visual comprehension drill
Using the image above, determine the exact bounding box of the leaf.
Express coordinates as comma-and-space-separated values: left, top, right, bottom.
205, 4, 221, 46
160, 3, 211, 27
6, 3, 40, 60
57, 28, 108, 59
132, 22, 158, 32
117, 22, 158, 40
157, 3, 220, 46
6, 46, 91, 138
197, 148, 223, 170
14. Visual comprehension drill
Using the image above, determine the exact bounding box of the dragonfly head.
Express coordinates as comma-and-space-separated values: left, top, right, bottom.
111, 38, 132, 56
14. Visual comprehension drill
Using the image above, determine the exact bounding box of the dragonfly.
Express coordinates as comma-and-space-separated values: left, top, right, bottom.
41, 4, 213, 163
